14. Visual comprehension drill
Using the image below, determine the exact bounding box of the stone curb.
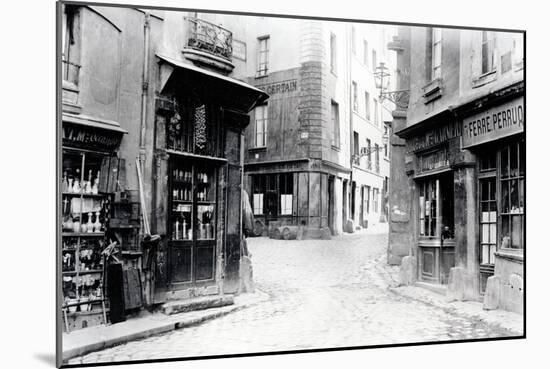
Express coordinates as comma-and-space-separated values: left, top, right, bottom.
373, 260, 523, 334
62, 290, 270, 362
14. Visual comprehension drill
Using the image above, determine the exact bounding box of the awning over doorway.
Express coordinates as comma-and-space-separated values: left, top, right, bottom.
156, 53, 269, 113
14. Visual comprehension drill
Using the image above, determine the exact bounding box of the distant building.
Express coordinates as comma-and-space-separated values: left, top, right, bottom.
387, 26, 524, 313
234, 18, 394, 238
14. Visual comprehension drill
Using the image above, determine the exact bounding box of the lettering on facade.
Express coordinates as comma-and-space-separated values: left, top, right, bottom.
63, 124, 122, 151
462, 97, 524, 148
406, 121, 462, 153
255, 79, 298, 95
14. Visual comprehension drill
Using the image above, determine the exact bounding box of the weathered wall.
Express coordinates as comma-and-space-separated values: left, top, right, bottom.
406, 27, 460, 127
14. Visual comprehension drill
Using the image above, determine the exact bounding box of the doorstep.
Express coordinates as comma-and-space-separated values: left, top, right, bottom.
62, 290, 270, 362
162, 294, 235, 315
414, 281, 447, 295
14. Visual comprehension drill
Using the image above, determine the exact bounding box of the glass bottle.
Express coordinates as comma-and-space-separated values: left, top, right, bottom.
62, 171, 68, 192
93, 211, 101, 233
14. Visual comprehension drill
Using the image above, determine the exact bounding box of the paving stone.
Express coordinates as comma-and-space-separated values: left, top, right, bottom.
73, 229, 519, 364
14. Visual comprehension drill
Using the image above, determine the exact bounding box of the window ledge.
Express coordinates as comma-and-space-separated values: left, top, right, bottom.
472, 70, 497, 88
255, 74, 269, 79
422, 78, 443, 104
495, 250, 524, 263
248, 146, 267, 152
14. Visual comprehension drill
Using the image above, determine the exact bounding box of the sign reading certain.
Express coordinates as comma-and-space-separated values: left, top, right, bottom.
462, 96, 524, 148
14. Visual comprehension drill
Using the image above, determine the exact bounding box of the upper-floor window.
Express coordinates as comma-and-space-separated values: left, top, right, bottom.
352, 82, 358, 111
366, 138, 372, 170
482, 31, 496, 74
365, 91, 371, 120
426, 27, 442, 81
330, 32, 337, 74
254, 105, 268, 147
372, 50, 377, 71
62, 5, 81, 86
363, 40, 369, 66
331, 101, 340, 148
375, 144, 380, 173
351, 26, 357, 55
374, 98, 379, 126
384, 143, 388, 158
353, 131, 360, 165
257, 36, 269, 77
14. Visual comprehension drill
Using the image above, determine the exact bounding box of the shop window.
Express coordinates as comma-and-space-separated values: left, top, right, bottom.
254, 105, 268, 148
365, 186, 371, 214
373, 188, 379, 213
265, 174, 278, 216
279, 173, 293, 215
257, 36, 269, 77
418, 175, 454, 238
166, 100, 222, 157
252, 175, 265, 215
480, 178, 497, 264
499, 140, 525, 249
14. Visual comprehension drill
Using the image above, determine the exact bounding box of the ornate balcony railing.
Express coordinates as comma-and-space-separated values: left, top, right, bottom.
186, 17, 233, 61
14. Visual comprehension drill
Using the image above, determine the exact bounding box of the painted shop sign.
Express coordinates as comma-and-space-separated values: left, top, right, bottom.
418, 147, 450, 173
462, 97, 524, 148
406, 121, 462, 153
63, 123, 123, 151
255, 79, 298, 95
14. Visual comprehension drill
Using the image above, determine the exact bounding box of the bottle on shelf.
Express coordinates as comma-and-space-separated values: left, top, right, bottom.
175, 219, 180, 240
72, 217, 81, 233
182, 219, 188, 240
93, 211, 101, 233
92, 171, 100, 195
68, 177, 74, 193
72, 177, 80, 194
62, 171, 69, 192
85, 170, 93, 194
86, 212, 94, 233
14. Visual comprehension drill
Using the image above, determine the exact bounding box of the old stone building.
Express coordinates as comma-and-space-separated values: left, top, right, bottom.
236, 18, 394, 238
60, 4, 267, 330
387, 25, 524, 313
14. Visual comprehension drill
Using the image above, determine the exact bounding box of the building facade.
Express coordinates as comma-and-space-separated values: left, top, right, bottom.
237, 18, 394, 238
387, 26, 524, 313
59, 4, 267, 331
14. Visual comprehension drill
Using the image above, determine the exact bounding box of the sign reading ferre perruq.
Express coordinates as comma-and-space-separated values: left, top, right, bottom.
462, 97, 524, 148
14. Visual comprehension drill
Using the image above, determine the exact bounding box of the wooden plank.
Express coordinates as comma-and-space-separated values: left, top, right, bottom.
98, 156, 112, 193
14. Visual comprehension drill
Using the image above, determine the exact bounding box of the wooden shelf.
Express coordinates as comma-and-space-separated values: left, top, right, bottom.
197, 201, 215, 205
62, 232, 105, 237
172, 200, 193, 204
62, 192, 106, 198
172, 180, 193, 185
63, 269, 103, 275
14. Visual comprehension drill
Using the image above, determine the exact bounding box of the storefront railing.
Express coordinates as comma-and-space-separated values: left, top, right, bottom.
185, 17, 233, 61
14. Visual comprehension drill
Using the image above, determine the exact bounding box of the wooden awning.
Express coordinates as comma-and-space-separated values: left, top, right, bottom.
156, 54, 269, 113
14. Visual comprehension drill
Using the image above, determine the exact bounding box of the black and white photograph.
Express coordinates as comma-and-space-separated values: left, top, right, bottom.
52, 0, 529, 366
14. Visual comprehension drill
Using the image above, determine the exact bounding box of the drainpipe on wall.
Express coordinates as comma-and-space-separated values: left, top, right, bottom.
139, 12, 151, 173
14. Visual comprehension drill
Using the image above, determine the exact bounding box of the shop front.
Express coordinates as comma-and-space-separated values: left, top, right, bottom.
399, 116, 463, 286
460, 86, 524, 312
151, 55, 268, 303
60, 113, 127, 332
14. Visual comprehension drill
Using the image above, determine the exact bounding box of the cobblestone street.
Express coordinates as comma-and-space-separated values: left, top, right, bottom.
69, 227, 520, 365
